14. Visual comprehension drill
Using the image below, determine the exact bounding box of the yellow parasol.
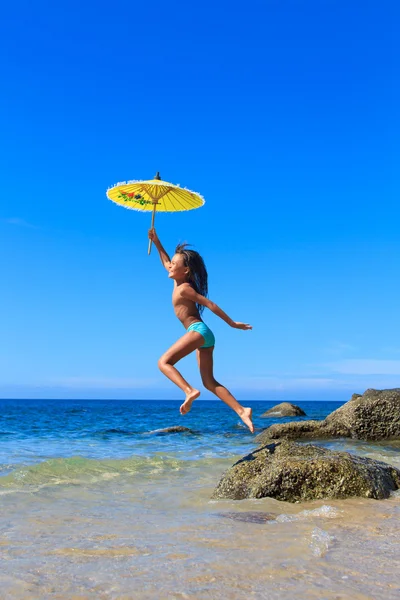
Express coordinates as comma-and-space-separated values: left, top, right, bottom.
107, 172, 205, 254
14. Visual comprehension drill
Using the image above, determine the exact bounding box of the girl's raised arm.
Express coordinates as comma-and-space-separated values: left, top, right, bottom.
148, 229, 171, 271
180, 284, 252, 330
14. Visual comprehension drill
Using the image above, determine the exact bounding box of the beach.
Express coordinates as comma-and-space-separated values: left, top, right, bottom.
1, 399, 399, 599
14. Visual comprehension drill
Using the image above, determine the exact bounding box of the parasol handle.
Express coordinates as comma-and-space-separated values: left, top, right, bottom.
148, 201, 158, 255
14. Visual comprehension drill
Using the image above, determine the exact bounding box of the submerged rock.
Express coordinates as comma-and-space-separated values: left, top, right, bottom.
211, 441, 400, 502
216, 511, 275, 524
147, 426, 195, 435
261, 402, 306, 417
257, 388, 400, 444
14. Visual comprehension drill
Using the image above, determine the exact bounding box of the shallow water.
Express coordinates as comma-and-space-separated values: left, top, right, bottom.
1, 399, 399, 599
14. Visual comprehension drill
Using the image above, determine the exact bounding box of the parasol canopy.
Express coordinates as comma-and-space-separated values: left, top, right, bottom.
106, 173, 205, 254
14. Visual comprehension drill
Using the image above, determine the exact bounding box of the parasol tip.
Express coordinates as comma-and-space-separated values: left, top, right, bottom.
154, 171, 161, 180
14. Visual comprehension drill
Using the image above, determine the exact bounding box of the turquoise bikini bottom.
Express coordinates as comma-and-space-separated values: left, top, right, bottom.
187, 321, 215, 348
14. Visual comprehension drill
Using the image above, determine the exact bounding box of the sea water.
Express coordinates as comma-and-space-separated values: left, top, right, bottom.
1, 399, 399, 599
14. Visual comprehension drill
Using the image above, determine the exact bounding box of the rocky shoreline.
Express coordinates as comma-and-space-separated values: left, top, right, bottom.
212, 388, 400, 503
256, 388, 400, 445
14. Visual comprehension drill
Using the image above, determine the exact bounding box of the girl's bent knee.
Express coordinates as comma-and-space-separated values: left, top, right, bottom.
158, 358, 167, 371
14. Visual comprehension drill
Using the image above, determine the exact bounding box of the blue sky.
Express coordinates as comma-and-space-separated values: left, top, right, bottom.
1, 0, 398, 401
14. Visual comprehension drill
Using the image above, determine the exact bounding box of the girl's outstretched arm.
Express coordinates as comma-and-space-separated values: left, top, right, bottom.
180, 284, 252, 330
148, 228, 171, 271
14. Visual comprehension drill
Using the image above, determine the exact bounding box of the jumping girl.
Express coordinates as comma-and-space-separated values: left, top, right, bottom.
148, 228, 254, 433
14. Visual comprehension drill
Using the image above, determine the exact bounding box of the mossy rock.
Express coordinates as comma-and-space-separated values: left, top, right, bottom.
211, 440, 400, 502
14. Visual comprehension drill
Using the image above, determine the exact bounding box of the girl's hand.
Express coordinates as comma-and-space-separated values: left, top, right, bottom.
148, 228, 159, 243
232, 322, 252, 330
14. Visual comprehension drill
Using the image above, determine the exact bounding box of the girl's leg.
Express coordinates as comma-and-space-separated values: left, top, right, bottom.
197, 347, 254, 433
158, 331, 204, 414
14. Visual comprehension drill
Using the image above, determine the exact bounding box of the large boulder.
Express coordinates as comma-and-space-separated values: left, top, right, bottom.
324, 388, 400, 440
261, 402, 306, 417
256, 388, 400, 444
211, 440, 400, 502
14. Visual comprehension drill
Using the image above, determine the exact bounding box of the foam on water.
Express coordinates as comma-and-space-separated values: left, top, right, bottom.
309, 526, 336, 557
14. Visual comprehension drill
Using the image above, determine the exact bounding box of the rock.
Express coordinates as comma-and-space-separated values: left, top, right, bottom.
324, 388, 400, 440
261, 402, 306, 417
147, 426, 195, 435
256, 388, 400, 444
211, 441, 400, 502
215, 512, 275, 524
256, 420, 324, 444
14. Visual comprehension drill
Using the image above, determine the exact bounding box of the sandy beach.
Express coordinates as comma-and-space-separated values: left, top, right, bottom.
1, 399, 399, 599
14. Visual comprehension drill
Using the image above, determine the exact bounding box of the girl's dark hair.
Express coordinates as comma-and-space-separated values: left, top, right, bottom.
175, 243, 208, 314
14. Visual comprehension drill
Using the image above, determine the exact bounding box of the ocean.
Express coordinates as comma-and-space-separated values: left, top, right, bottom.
1, 398, 399, 599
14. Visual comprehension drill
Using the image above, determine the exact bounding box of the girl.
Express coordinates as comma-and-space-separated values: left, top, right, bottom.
148, 228, 254, 433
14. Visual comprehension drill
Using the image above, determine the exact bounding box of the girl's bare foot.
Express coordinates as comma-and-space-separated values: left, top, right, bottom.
240, 407, 254, 433
180, 389, 201, 415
